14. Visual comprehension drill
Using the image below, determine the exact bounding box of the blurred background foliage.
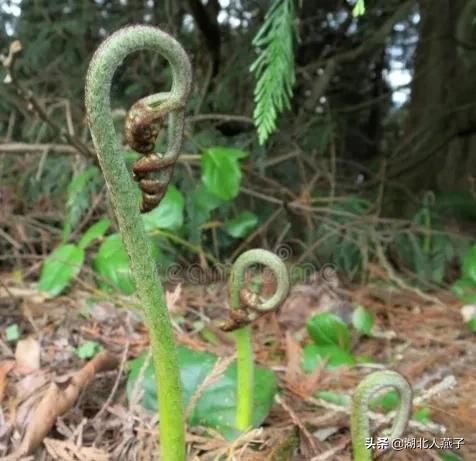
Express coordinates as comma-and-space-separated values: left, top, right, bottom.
1, 0, 476, 296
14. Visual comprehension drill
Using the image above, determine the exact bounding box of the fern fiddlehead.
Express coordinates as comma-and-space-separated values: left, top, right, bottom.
351, 370, 412, 461
222, 249, 290, 431
85, 25, 191, 461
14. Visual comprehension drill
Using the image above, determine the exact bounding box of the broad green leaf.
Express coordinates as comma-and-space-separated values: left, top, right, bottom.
190, 361, 276, 440
143, 186, 184, 231
462, 244, 476, 282
78, 218, 111, 249
224, 211, 258, 238
37, 244, 84, 296
352, 305, 373, 336
315, 390, 350, 406
127, 346, 277, 439
75, 340, 101, 359
306, 313, 351, 350
301, 344, 355, 372
93, 234, 136, 294
201, 147, 243, 200
6, 324, 20, 342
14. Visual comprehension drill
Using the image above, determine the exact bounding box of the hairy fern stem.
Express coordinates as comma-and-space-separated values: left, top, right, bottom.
85, 25, 191, 461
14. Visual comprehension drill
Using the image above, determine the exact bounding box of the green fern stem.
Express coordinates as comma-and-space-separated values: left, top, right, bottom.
228, 249, 290, 431
351, 370, 412, 461
234, 325, 254, 430
85, 25, 191, 461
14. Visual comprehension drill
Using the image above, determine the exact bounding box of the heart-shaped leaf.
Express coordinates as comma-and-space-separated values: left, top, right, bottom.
37, 244, 84, 296
306, 313, 351, 350
127, 345, 277, 439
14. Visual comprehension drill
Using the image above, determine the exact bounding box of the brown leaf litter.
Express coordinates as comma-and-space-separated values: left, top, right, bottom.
0, 272, 475, 460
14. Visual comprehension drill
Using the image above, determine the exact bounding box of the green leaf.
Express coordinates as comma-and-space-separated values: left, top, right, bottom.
190, 360, 276, 440
467, 317, 476, 332
78, 218, 111, 249
92, 234, 135, 294
224, 211, 259, 238
462, 244, 476, 282
37, 244, 84, 296
413, 407, 432, 424
143, 185, 184, 231
451, 277, 476, 303
189, 183, 225, 226
6, 324, 20, 342
306, 313, 351, 350
352, 305, 374, 336
127, 346, 277, 439
301, 344, 355, 372
201, 147, 242, 200
75, 340, 101, 359
369, 390, 399, 413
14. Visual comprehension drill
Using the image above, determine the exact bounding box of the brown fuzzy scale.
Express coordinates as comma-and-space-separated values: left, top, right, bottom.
124, 101, 162, 154
125, 101, 180, 213
220, 288, 265, 332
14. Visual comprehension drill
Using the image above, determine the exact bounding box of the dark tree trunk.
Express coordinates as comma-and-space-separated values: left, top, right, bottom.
397, 0, 476, 197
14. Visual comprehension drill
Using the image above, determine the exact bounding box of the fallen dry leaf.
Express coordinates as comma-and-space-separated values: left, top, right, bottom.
15, 337, 40, 371
2, 351, 119, 461
44, 438, 111, 461
283, 332, 322, 399
166, 283, 182, 313
0, 361, 15, 403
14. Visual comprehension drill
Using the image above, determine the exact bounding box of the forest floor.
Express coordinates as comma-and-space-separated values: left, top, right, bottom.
0, 267, 475, 461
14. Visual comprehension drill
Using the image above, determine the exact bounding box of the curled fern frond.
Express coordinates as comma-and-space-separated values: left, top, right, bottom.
250, 0, 297, 145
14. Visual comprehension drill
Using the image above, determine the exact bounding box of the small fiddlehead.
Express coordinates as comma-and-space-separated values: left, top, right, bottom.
222, 249, 290, 431
222, 249, 290, 332
351, 370, 412, 461
85, 25, 191, 461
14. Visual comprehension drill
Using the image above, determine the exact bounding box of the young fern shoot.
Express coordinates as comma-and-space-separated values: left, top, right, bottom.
85, 25, 191, 461
351, 370, 412, 461
223, 249, 290, 431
